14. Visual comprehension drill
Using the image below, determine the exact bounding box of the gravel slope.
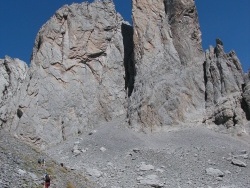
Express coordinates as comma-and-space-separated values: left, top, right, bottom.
1, 121, 249, 188
45, 121, 250, 188
0, 130, 94, 188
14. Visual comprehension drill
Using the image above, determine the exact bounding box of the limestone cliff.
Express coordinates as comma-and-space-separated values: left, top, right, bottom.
0, 56, 28, 128
243, 71, 250, 119
128, 0, 205, 130
6, 0, 132, 146
0, 0, 249, 147
203, 39, 247, 129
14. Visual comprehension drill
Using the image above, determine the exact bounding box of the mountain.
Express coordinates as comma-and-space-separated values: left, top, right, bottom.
0, 1, 250, 186
1, 1, 132, 146
128, 0, 205, 130
0, 0, 249, 145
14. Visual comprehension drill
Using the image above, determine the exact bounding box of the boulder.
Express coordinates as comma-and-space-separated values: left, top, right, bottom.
231, 159, 247, 167
137, 174, 164, 187
205, 167, 224, 177
139, 162, 154, 171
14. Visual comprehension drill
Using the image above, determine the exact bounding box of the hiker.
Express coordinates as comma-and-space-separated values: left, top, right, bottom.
42, 159, 46, 167
44, 173, 51, 188
38, 158, 46, 167
38, 158, 42, 166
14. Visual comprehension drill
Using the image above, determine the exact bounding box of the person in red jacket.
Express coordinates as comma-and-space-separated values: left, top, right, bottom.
44, 173, 50, 188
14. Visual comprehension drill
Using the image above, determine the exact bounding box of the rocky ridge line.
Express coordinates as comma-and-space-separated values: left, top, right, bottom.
1, 0, 134, 146
0, 0, 249, 147
204, 39, 248, 131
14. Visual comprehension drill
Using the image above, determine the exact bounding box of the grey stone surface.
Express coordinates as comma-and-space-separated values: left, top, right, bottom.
0, 0, 249, 159
139, 162, 154, 171
243, 71, 250, 119
46, 123, 250, 188
86, 168, 103, 178
205, 167, 224, 177
128, 0, 205, 130
204, 40, 246, 128
137, 174, 164, 187
231, 159, 247, 167
7, 0, 132, 146
1, 0, 250, 187
0, 130, 94, 188
0, 56, 28, 129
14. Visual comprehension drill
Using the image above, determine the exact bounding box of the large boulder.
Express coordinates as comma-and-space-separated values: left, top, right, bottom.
8, 0, 132, 146
0, 56, 28, 128
128, 0, 205, 130
204, 39, 246, 128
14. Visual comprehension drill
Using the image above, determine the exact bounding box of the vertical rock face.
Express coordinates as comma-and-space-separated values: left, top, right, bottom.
9, 0, 132, 146
128, 0, 205, 130
164, 0, 203, 64
0, 56, 28, 128
1, 0, 249, 145
204, 39, 246, 127
243, 72, 250, 119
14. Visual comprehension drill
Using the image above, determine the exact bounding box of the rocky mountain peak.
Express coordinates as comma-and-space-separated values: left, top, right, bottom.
128, 0, 205, 130
204, 39, 247, 128
0, 0, 249, 147
164, 0, 203, 64
0, 1, 250, 187
1, 0, 133, 146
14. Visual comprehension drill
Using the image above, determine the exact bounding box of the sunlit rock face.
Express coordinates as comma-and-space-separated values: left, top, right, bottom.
203, 39, 246, 128
1, 0, 249, 147
10, 0, 133, 146
128, 0, 205, 130
0, 56, 28, 129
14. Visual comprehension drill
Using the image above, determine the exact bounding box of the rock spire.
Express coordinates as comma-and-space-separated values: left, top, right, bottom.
128, 0, 205, 130
0, 0, 249, 146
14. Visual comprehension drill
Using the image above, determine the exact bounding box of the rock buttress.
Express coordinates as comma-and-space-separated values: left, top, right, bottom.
204, 39, 246, 128
12, 0, 131, 146
128, 0, 205, 130
0, 56, 28, 129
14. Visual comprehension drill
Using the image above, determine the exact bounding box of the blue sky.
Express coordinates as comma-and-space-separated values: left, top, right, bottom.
0, 0, 249, 72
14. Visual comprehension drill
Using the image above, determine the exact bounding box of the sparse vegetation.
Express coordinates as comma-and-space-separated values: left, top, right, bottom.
46, 166, 55, 176
66, 181, 76, 188
60, 166, 68, 173
0, 130, 92, 188
34, 184, 44, 188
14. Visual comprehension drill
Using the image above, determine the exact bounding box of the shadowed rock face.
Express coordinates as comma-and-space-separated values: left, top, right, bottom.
204, 39, 246, 127
243, 72, 250, 119
5, 0, 134, 146
164, 0, 203, 65
128, 0, 205, 130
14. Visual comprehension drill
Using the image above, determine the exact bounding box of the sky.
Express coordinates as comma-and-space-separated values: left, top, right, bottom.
0, 0, 249, 72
